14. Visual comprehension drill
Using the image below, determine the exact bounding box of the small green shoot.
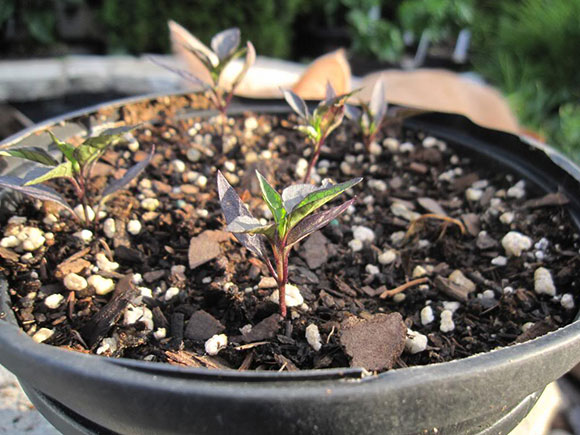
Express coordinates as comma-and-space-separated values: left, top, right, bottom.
283, 83, 355, 184
345, 80, 387, 151
218, 170, 362, 317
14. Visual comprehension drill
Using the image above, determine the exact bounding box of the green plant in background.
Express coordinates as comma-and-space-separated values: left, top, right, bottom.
218, 170, 361, 317
342, 0, 405, 63
398, 0, 474, 43
0, 0, 57, 48
100, 0, 302, 58
0, 126, 152, 225
471, 0, 580, 161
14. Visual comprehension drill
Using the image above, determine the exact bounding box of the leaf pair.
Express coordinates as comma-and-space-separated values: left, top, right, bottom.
22, 126, 136, 187
345, 80, 387, 140
218, 170, 361, 255
283, 83, 356, 144
164, 21, 256, 98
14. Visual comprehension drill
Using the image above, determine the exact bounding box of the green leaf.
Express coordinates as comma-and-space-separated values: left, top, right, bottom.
255, 171, 287, 236
0, 147, 58, 166
287, 177, 362, 230
23, 161, 74, 185
74, 125, 135, 167
48, 131, 77, 164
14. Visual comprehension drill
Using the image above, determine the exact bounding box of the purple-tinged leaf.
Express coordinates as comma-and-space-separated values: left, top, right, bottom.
168, 20, 218, 70
281, 184, 318, 213
287, 198, 354, 247
231, 41, 256, 92
217, 171, 267, 259
324, 81, 337, 103
0, 175, 73, 213
287, 177, 362, 229
148, 55, 211, 88
226, 216, 276, 239
211, 28, 241, 61
101, 147, 154, 199
345, 104, 362, 121
282, 89, 309, 120
369, 80, 387, 123
0, 147, 58, 166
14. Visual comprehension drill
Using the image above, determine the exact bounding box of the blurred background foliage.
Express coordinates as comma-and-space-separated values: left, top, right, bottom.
0, 0, 578, 159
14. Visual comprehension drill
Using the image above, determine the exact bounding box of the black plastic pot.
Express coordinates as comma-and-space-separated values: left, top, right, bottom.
1, 93, 580, 435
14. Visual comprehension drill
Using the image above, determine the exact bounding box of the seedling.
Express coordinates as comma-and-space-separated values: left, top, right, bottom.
0, 126, 153, 225
283, 83, 354, 184
346, 81, 429, 151
345, 80, 387, 151
155, 24, 255, 120
218, 170, 362, 317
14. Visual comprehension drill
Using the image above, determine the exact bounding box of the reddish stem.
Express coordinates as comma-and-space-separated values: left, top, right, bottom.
302, 138, 324, 184
273, 239, 290, 318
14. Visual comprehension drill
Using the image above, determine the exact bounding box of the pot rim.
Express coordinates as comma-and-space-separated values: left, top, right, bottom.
1, 90, 580, 386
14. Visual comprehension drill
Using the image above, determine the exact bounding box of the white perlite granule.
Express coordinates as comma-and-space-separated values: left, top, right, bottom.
95, 252, 119, 272
378, 249, 397, 265
44, 293, 64, 309
365, 264, 380, 275
88, 275, 115, 296
127, 220, 142, 235
205, 334, 228, 356
305, 324, 322, 351
561, 294, 575, 310
405, 330, 428, 354
534, 267, 556, 296
164, 287, 180, 301
32, 328, 54, 343
269, 284, 304, 308
63, 273, 87, 291
103, 218, 116, 238
348, 239, 363, 252
420, 306, 434, 325
501, 231, 532, 257
352, 226, 375, 243
440, 310, 455, 332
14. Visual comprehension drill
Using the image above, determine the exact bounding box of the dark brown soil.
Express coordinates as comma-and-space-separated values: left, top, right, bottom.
1, 93, 579, 373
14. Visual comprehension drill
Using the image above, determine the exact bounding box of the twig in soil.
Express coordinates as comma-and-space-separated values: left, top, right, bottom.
98, 238, 114, 260
234, 341, 269, 350
238, 351, 254, 371
326, 325, 336, 344
66, 291, 75, 319
405, 213, 466, 240
379, 277, 429, 299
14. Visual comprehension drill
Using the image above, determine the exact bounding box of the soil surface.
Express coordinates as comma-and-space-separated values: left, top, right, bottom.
1, 93, 579, 373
